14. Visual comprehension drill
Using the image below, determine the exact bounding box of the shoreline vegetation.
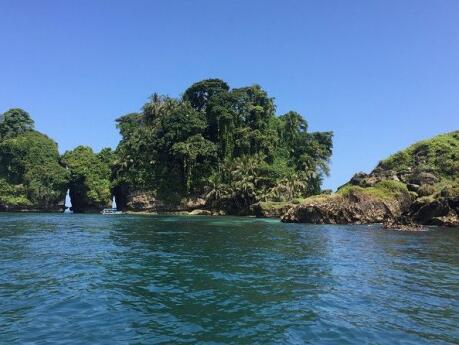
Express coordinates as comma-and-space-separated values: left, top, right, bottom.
0, 79, 457, 228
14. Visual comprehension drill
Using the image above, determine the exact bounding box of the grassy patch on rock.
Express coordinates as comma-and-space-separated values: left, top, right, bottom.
337, 180, 409, 201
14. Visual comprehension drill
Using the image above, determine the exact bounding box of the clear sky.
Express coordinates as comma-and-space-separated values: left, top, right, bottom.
1, 0, 458, 190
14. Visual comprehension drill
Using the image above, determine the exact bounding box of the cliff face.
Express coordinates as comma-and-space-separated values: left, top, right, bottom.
282, 131, 459, 227
396, 195, 459, 227
119, 189, 207, 214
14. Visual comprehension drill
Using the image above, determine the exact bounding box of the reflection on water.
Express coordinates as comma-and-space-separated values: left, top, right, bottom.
0, 214, 458, 344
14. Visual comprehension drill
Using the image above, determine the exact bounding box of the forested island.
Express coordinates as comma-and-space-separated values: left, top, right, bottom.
0, 79, 333, 214
0, 79, 457, 227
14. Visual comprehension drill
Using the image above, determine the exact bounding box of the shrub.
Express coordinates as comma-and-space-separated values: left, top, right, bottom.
418, 184, 436, 197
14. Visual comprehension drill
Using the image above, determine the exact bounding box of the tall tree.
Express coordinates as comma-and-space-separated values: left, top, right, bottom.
279, 111, 308, 148
183, 79, 230, 112
0, 108, 35, 141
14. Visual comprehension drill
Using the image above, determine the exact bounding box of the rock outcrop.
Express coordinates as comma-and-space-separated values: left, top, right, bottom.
282, 187, 412, 224
250, 201, 295, 218
123, 190, 207, 213
189, 209, 212, 215
396, 196, 459, 227
282, 131, 459, 227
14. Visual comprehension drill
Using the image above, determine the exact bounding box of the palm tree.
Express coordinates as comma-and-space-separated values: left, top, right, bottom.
143, 94, 177, 124
266, 173, 308, 202
279, 111, 308, 147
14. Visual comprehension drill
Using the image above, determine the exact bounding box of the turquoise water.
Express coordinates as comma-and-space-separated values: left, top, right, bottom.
0, 213, 458, 344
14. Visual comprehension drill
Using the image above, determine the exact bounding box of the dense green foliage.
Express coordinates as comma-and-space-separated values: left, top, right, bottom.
113, 79, 333, 211
0, 108, 34, 141
62, 146, 113, 212
378, 130, 459, 181
0, 81, 334, 213
2, 92, 456, 216
0, 109, 68, 209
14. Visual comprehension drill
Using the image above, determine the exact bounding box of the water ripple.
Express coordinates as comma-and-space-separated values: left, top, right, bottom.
0, 213, 458, 344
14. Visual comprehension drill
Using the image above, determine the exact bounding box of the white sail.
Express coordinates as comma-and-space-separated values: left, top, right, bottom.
64, 189, 73, 213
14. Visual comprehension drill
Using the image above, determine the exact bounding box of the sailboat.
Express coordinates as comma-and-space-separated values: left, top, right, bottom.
101, 196, 123, 215
64, 189, 73, 213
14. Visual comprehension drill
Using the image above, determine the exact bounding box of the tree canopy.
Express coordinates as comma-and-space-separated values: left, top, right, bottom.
0, 108, 35, 141
62, 146, 112, 212
0, 110, 68, 210
113, 79, 333, 212
0, 80, 334, 213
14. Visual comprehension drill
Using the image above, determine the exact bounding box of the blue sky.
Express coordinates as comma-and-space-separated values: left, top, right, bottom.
1, 0, 458, 190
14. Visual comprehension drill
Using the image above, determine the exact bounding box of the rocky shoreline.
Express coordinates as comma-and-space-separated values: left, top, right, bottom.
2, 176, 457, 230
3, 129, 457, 231
280, 187, 458, 228
1, 199, 457, 232
279, 131, 459, 228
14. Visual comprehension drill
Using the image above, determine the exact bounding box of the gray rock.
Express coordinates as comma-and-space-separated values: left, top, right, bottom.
350, 172, 369, 185
189, 209, 212, 216
408, 172, 439, 185
411, 197, 459, 225
281, 189, 412, 224
407, 183, 420, 192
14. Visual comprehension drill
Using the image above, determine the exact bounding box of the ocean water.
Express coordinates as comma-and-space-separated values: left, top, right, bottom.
0, 213, 458, 344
